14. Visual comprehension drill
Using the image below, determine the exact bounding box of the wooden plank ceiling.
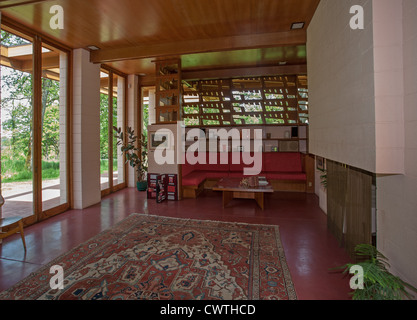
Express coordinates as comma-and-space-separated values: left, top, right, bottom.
1, 0, 320, 83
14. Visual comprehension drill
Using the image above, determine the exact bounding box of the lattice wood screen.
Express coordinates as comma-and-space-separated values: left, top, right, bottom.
182, 75, 308, 127
327, 160, 373, 260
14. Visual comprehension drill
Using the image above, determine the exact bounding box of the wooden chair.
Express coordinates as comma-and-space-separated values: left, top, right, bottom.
0, 194, 27, 251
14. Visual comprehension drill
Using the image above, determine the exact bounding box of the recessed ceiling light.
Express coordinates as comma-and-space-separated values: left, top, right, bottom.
291, 22, 305, 30
87, 45, 100, 51
278, 61, 287, 66
138, 73, 147, 76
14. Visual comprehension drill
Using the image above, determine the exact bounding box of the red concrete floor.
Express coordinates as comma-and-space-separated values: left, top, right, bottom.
0, 188, 352, 300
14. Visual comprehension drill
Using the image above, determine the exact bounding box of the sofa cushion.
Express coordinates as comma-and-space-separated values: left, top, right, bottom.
182, 162, 196, 177
198, 152, 230, 172
266, 172, 307, 181
228, 172, 245, 178
205, 171, 229, 179
229, 152, 263, 174
228, 152, 244, 172
263, 152, 302, 172
182, 152, 306, 187
182, 172, 207, 186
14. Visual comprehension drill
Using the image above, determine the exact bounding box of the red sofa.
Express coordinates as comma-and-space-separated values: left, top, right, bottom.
182, 152, 308, 198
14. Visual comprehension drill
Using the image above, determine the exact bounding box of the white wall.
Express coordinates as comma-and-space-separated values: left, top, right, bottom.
308, 0, 417, 289
126, 74, 139, 187
147, 123, 179, 175
376, 0, 417, 289
72, 48, 101, 209
308, 0, 376, 173
373, 0, 405, 174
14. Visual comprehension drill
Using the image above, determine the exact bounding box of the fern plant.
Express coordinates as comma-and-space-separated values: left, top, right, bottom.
317, 167, 327, 189
340, 244, 417, 300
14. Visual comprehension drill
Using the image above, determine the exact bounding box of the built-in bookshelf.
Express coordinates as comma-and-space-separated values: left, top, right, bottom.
154, 59, 182, 124
181, 75, 308, 127
182, 125, 308, 153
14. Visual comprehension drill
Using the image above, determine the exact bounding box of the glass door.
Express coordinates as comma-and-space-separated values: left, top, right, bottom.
112, 73, 125, 188
1, 23, 70, 224
1, 28, 35, 222
40, 42, 69, 215
99, 68, 126, 195
100, 69, 110, 191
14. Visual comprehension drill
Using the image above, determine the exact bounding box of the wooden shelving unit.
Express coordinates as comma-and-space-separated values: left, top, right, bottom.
182, 75, 309, 127
154, 59, 182, 124
181, 75, 309, 152
182, 125, 308, 153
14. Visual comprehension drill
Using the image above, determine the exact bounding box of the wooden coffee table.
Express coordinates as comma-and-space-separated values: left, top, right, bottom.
212, 177, 273, 210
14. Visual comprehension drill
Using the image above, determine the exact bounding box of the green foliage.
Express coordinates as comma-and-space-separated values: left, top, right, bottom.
41, 161, 60, 180
317, 168, 327, 189
1, 159, 60, 182
1, 67, 33, 167
1, 30, 30, 46
1, 30, 62, 176
113, 126, 148, 182
143, 103, 149, 143
41, 78, 61, 159
339, 244, 417, 300
100, 93, 110, 159
1, 69, 61, 174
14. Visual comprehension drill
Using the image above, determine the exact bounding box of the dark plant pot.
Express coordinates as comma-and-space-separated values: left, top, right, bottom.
137, 181, 147, 191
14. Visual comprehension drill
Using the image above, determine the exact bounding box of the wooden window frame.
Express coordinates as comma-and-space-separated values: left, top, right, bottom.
100, 65, 128, 197
1, 17, 72, 225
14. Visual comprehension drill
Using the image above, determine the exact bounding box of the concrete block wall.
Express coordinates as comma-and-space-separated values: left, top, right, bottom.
307, 0, 377, 173
376, 0, 417, 289
72, 48, 101, 209
308, 0, 417, 288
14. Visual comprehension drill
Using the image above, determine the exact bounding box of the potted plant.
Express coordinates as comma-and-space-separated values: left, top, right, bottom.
337, 244, 417, 300
113, 126, 148, 191
318, 167, 327, 189
317, 167, 327, 214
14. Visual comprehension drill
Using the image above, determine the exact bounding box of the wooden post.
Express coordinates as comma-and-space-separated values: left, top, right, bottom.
33, 35, 43, 221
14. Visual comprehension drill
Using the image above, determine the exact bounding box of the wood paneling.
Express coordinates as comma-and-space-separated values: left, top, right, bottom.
345, 167, 373, 260
327, 160, 373, 259
327, 160, 348, 246
1, 0, 320, 76
0, 0, 54, 9
2, 0, 319, 48
107, 50, 307, 83
90, 30, 306, 64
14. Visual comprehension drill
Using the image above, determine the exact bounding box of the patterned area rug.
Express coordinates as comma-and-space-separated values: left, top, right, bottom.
0, 214, 297, 300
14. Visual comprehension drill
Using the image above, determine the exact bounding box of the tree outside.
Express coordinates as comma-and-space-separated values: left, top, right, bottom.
1, 31, 62, 185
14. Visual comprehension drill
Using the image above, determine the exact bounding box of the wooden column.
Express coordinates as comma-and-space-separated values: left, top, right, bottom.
32, 35, 43, 220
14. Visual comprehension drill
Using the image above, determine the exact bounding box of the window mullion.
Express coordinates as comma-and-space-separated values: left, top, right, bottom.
32, 35, 43, 220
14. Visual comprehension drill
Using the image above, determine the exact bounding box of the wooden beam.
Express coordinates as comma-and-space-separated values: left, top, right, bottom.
90, 30, 306, 64
0, 0, 54, 9
1, 55, 60, 72
0, 56, 24, 70
140, 64, 307, 86
20, 55, 60, 71
182, 64, 308, 80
